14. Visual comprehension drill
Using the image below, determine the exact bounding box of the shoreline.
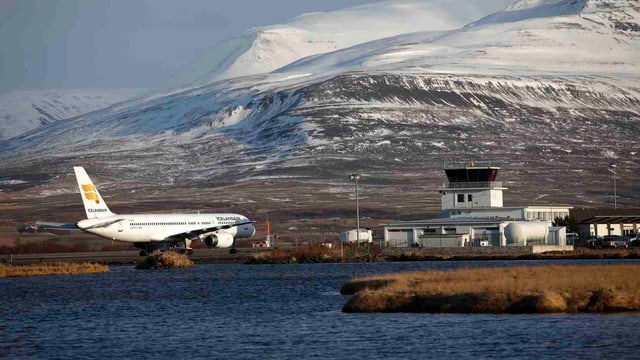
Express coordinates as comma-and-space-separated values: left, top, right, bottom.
341, 264, 640, 313
0, 262, 109, 277
243, 247, 640, 264
2, 248, 639, 265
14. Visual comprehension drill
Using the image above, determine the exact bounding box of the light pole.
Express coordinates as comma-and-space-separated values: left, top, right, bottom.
609, 164, 617, 209
349, 174, 361, 258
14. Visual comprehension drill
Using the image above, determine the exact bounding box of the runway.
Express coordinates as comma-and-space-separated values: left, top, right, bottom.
0, 248, 265, 265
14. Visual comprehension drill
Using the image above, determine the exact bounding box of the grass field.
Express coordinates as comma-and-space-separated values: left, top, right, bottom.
0, 262, 109, 277
341, 264, 640, 313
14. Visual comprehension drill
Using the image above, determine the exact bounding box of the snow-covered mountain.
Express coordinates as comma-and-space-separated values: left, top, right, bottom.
470, 0, 634, 26
1, 0, 639, 207
0, 89, 144, 141
278, 0, 638, 81
167, 0, 513, 88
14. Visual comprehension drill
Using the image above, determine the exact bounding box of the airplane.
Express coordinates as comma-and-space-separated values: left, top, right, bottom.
73, 166, 256, 256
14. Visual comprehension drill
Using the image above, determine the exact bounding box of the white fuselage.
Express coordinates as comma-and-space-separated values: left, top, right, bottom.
76, 213, 255, 243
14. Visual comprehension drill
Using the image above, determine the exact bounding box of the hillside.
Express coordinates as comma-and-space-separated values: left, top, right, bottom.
1, 0, 639, 218
0, 89, 143, 141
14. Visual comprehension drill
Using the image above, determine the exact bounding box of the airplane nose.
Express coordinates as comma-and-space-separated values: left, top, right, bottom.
241, 223, 256, 238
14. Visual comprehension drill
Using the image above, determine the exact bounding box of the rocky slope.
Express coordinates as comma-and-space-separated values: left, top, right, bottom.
1, 0, 639, 210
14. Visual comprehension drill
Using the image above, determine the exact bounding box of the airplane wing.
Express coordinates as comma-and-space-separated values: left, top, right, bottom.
155, 221, 256, 241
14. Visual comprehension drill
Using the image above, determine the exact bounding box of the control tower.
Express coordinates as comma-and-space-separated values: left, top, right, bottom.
438, 163, 507, 216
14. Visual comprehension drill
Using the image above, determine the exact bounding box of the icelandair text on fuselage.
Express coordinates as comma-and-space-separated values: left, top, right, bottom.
216, 216, 243, 224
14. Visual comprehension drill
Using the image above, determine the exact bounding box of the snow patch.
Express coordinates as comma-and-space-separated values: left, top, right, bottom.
0, 179, 27, 186
602, 149, 619, 158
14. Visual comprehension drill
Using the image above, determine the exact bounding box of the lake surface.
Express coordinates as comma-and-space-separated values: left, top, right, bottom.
2, 259, 640, 359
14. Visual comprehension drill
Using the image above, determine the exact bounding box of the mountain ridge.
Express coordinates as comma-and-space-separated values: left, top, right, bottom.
1, 0, 639, 209
166, 0, 513, 88
0, 89, 145, 141
469, 0, 637, 27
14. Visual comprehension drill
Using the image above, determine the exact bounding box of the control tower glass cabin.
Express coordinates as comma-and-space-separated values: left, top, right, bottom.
438, 163, 507, 215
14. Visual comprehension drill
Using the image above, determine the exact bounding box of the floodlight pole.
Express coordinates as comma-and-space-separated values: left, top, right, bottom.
350, 174, 361, 258
610, 164, 617, 209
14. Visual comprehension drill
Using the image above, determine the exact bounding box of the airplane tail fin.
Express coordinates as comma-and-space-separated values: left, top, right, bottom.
73, 167, 114, 219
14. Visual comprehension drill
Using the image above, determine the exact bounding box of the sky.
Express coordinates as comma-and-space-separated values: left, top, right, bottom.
0, 0, 515, 94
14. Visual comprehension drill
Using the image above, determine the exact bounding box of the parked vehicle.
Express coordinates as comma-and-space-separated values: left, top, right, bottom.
624, 234, 639, 242
601, 235, 628, 248
575, 236, 601, 248
627, 234, 640, 247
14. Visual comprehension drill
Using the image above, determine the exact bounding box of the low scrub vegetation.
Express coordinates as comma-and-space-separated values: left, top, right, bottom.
135, 252, 194, 269
0, 262, 109, 277
342, 265, 640, 313
245, 244, 382, 264
246, 246, 339, 264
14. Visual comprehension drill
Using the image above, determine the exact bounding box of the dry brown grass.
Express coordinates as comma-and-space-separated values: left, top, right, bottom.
135, 252, 195, 269
246, 245, 342, 264
0, 262, 109, 277
342, 265, 640, 313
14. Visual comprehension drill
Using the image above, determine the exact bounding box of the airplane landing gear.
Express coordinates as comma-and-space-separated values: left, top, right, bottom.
135, 243, 158, 257
184, 238, 193, 256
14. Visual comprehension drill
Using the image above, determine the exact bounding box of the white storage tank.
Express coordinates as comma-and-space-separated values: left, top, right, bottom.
505, 222, 549, 246
339, 229, 373, 244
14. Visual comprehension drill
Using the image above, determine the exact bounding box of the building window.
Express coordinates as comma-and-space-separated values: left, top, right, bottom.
457, 194, 465, 203
467, 194, 473, 202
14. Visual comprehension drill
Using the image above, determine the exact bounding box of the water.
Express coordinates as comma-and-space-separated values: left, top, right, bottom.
2, 259, 640, 359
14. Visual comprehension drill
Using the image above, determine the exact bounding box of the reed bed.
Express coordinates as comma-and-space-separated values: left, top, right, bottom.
342, 265, 640, 313
246, 246, 343, 264
0, 262, 109, 277
135, 252, 195, 269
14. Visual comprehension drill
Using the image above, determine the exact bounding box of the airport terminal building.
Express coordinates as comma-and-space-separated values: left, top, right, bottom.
383, 164, 571, 248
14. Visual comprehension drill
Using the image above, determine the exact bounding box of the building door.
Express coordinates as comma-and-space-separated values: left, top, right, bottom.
387, 230, 412, 248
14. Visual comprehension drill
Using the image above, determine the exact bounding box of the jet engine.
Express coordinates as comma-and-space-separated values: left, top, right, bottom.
203, 232, 234, 248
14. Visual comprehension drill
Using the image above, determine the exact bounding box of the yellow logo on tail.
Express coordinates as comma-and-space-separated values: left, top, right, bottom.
82, 184, 100, 204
